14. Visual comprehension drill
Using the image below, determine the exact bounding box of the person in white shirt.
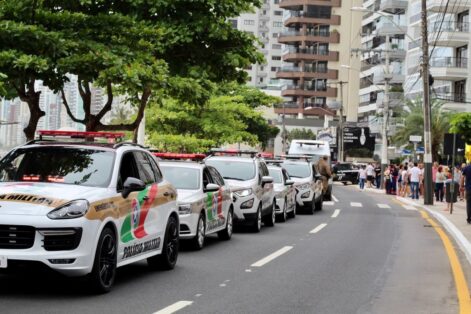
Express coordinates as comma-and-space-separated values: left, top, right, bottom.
366, 163, 375, 188
358, 165, 367, 190
409, 163, 422, 200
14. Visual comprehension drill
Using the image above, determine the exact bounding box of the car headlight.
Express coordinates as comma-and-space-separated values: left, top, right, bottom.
234, 188, 253, 197
178, 204, 192, 214
297, 183, 311, 191
47, 200, 89, 219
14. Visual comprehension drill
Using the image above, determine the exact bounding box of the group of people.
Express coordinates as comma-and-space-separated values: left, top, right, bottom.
358, 161, 471, 221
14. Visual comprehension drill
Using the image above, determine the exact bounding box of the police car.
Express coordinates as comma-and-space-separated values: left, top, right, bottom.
281, 158, 323, 214
0, 131, 179, 293
157, 154, 233, 250
205, 150, 276, 233
267, 164, 296, 222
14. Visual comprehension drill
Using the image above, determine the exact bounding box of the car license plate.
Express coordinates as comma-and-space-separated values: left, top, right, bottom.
0, 256, 7, 269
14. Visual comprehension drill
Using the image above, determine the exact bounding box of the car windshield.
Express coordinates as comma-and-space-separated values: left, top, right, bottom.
160, 166, 200, 190
268, 168, 283, 184
336, 164, 354, 171
282, 163, 311, 178
206, 159, 255, 181
0, 147, 114, 187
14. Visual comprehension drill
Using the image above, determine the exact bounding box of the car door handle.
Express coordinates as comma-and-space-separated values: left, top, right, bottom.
163, 192, 170, 197
143, 196, 149, 201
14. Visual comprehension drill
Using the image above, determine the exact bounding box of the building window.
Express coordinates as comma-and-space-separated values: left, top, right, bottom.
273, 21, 283, 27
273, 0, 280, 4
259, 78, 264, 83
274, 10, 282, 16
229, 19, 238, 28
272, 56, 281, 61
260, 66, 264, 71
244, 19, 255, 25
271, 67, 279, 72
272, 33, 278, 38
272, 44, 282, 49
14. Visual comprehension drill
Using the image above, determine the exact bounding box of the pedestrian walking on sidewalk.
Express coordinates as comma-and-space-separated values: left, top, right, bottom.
374, 163, 381, 188
358, 165, 367, 190
366, 163, 375, 188
461, 163, 471, 224
409, 163, 421, 200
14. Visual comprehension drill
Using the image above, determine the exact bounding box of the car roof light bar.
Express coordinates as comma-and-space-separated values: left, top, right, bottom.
153, 153, 207, 160
37, 130, 125, 142
209, 148, 259, 157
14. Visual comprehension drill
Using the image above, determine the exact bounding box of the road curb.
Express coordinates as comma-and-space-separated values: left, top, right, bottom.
397, 196, 471, 267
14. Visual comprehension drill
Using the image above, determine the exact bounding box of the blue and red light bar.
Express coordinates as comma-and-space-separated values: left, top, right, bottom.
37, 130, 125, 139
153, 153, 207, 160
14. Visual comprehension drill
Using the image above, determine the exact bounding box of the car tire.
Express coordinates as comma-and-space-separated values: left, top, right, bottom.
315, 197, 323, 211
89, 227, 117, 294
277, 199, 287, 223
190, 213, 205, 250
342, 182, 348, 185
288, 202, 296, 219
323, 185, 332, 201
147, 215, 179, 270
264, 201, 276, 227
218, 209, 233, 241
308, 200, 315, 215
251, 205, 262, 233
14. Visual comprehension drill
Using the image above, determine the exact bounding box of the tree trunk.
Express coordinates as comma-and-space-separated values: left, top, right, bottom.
22, 92, 44, 141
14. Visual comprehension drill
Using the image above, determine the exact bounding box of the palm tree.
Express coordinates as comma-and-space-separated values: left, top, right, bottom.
392, 98, 451, 161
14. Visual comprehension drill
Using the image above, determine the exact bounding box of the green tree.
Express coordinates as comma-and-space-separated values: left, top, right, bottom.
287, 128, 317, 142
392, 98, 451, 161
450, 113, 471, 144
0, 1, 74, 140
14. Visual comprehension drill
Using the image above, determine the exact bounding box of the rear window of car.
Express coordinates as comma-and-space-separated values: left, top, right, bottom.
282, 162, 311, 178
336, 164, 354, 171
205, 159, 255, 181
0, 147, 115, 187
160, 166, 200, 190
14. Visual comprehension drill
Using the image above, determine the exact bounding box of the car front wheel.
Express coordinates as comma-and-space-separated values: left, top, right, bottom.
218, 209, 233, 240
148, 215, 179, 270
264, 201, 276, 227
89, 227, 117, 293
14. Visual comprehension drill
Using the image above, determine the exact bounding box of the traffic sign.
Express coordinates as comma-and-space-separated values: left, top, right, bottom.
409, 135, 422, 142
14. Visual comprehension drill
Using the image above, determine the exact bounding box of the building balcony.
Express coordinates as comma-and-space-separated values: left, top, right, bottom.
429, 22, 470, 47
427, 0, 471, 13
380, 0, 408, 14
276, 67, 338, 80
372, 72, 405, 85
429, 57, 468, 81
376, 92, 403, 108
278, 30, 340, 44
279, 0, 341, 9
274, 101, 334, 116
435, 92, 469, 104
375, 23, 407, 36
281, 85, 337, 97
282, 48, 339, 62
283, 11, 341, 27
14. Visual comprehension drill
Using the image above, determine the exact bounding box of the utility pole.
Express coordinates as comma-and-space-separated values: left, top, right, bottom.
329, 81, 348, 162
282, 102, 287, 154
421, 0, 433, 205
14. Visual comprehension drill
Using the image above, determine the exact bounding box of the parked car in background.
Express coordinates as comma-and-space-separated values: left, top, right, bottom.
333, 162, 360, 185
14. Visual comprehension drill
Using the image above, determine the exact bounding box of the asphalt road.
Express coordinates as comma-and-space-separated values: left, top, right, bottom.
0, 185, 465, 314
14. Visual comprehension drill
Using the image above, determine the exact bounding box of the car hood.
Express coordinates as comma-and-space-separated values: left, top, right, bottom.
225, 179, 253, 191
176, 189, 200, 204
0, 182, 108, 216
291, 177, 311, 185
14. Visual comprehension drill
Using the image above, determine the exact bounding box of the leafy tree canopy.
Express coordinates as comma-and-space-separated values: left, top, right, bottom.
450, 113, 471, 144
287, 128, 317, 142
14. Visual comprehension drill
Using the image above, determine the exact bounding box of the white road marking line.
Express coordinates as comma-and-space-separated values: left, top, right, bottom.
331, 209, 341, 218
224, 280, 230, 283
245, 269, 252, 272
324, 201, 335, 206
251, 246, 293, 267
332, 195, 339, 202
377, 204, 391, 209
403, 205, 418, 211
153, 301, 193, 314
351, 202, 363, 207
194, 294, 202, 298
310, 223, 328, 234
219, 284, 226, 287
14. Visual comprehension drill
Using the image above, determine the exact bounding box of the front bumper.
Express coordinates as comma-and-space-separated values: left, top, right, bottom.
232, 194, 259, 222
178, 213, 199, 239
0, 215, 101, 276
295, 188, 314, 207
275, 196, 286, 214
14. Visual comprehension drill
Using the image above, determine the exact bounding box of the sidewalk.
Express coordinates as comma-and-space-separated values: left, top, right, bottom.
351, 184, 471, 266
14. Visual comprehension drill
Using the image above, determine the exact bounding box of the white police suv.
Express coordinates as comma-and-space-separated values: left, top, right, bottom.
157, 154, 233, 250
0, 131, 179, 293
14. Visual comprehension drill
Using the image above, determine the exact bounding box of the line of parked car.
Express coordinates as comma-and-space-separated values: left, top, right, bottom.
0, 131, 332, 293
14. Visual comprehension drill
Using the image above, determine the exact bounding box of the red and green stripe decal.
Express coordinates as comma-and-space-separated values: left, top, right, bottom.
120, 184, 158, 243
206, 189, 223, 221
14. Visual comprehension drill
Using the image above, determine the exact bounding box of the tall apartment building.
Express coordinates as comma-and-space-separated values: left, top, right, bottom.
275, 0, 362, 121
357, 0, 407, 135
404, 0, 471, 112
231, 0, 284, 88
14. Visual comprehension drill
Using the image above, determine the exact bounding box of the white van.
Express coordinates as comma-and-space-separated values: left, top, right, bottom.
288, 140, 333, 201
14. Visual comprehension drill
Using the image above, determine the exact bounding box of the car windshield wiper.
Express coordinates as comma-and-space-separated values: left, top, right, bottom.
223, 176, 244, 181
288, 175, 303, 178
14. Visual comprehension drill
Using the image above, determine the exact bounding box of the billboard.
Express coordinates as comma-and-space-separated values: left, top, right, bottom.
343, 127, 376, 158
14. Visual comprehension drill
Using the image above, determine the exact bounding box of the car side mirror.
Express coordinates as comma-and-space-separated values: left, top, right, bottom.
122, 177, 146, 198
285, 179, 294, 186
204, 183, 220, 193
262, 176, 273, 186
